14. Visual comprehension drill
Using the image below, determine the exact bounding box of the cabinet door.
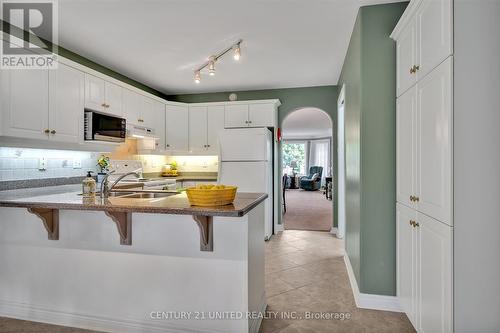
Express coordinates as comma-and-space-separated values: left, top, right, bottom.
104, 81, 123, 117
396, 87, 417, 208
142, 97, 165, 150
166, 104, 189, 152
396, 19, 417, 97
416, 0, 452, 79
84, 74, 105, 111
2, 68, 49, 140
248, 103, 275, 127
224, 104, 248, 128
48, 63, 84, 143
207, 105, 225, 153
416, 57, 452, 225
122, 89, 142, 125
397, 204, 418, 327
189, 106, 208, 153
417, 213, 452, 333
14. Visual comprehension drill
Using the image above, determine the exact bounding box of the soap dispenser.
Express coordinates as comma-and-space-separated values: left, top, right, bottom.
82, 171, 96, 197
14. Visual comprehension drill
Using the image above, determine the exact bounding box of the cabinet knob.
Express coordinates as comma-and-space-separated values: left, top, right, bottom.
414, 196, 419, 202
409, 220, 414, 226
248, 120, 252, 124
166, 144, 170, 147
207, 144, 210, 147
138, 119, 144, 123
50, 130, 56, 134
415, 222, 420, 227
44, 129, 50, 134
415, 65, 420, 71
410, 195, 414, 202
101, 103, 106, 107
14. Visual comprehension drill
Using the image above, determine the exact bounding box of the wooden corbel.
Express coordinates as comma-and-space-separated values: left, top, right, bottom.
27, 208, 59, 240
192, 215, 213, 252
104, 211, 132, 245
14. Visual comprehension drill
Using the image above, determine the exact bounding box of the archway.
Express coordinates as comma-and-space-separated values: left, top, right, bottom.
281, 107, 334, 232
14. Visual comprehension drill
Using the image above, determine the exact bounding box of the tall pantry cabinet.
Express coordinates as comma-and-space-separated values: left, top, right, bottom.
391, 0, 453, 332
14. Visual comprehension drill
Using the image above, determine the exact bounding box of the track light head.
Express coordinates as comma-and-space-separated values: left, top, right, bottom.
233, 44, 241, 61
208, 56, 216, 76
194, 71, 201, 83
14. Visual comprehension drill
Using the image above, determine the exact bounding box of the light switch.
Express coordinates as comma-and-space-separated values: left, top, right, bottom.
38, 157, 47, 171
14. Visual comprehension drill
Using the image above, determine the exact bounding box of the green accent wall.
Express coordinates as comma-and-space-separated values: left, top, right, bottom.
337, 3, 407, 295
1, 20, 167, 98
169, 86, 338, 227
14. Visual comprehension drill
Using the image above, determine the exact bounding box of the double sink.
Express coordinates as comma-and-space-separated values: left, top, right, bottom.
108, 190, 178, 199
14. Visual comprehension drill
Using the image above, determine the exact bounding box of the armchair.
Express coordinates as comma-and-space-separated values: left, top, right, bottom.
300, 166, 323, 191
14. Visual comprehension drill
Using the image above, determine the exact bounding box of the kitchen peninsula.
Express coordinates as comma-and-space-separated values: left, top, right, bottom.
0, 185, 267, 333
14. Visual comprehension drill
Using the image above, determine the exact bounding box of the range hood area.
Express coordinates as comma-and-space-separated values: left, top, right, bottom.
127, 123, 159, 151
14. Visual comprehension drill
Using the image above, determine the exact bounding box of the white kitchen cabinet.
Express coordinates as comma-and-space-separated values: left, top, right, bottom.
396, 17, 417, 96
416, 57, 452, 225
166, 104, 189, 152
48, 63, 85, 143
416, 0, 453, 79
85, 74, 123, 116
142, 97, 165, 150
397, 203, 418, 328
418, 213, 453, 333
206, 105, 225, 154
396, 86, 417, 208
224, 104, 249, 128
103, 81, 123, 117
189, 106, 208, 153
397, 204, 452, 333
122, 88, 142, 125
248, 103, 275, 127
1, 68, 49, 140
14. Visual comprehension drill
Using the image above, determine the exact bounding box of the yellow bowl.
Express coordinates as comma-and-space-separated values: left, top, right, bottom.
186, 186, 238, 207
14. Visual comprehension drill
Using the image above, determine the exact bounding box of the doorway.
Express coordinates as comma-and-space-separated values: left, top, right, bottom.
281, 107, 333, 232
337, 85, 346, 239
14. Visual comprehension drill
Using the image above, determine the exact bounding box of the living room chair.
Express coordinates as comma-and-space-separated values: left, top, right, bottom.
300, 166, 323, 191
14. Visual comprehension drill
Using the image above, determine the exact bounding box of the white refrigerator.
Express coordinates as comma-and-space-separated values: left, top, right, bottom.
218, 128, 274, 240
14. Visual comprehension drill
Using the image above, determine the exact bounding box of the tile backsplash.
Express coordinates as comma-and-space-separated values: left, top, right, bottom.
0, 147, 99, 181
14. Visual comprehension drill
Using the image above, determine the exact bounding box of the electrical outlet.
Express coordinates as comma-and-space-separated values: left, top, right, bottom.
73, 158, 82, 169
38, 157, 47, 171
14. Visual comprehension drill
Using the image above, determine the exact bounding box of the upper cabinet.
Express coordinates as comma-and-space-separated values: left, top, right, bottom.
393, 0, 452, 97
224, 102, 278, 128
84, 74, 123, 116
166, 104, 189, 153
188, 105, 225, 154
122, 88, 143, 125
142, 97, 166, 150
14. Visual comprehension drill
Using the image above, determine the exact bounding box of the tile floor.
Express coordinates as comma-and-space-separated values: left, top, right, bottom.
0, 230, 415, 333
260, 230, 415, 333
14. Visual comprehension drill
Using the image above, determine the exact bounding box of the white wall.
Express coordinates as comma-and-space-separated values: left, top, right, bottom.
453, 1, 500, 332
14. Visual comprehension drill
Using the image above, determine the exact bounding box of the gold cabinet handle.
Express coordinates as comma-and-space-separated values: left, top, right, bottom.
410, 195, 414, 202
50, 130, 56, 134
101, 103, 106, 107
414, 196, 420, 202
415, 222, 420, 227
415, 65, 420, 71
410, 67, 415, 74
44, 129, 50, 134
409, 220, 414, 226
138, 119, 144, 123
166, 144, 170, 147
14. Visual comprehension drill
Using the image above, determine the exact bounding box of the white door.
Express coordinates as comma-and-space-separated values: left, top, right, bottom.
122, 89, 142, 125
166, 104, 189, 152
48, 63, 84, 143
397, 86, 417, 208
337, 86, 346, 239
397, 18, 417, 97
396, 204, 417, 327
142, 97, 165, 150
224, 104, 248, 128
84, 74, 105, 111
207, 105, 225, 154
416, 0, 453, 79
417, 213, 453, 333
416, 57, 452, 225
104, 81, 123, 117
248, 103, 275, 127
2, 68, 49, 140
189, 106, 208, 153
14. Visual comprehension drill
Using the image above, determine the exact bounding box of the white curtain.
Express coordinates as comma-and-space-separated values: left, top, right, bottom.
308, 139, 331, 185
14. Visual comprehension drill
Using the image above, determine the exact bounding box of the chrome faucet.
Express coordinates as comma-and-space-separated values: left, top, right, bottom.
100, 171, 141, 198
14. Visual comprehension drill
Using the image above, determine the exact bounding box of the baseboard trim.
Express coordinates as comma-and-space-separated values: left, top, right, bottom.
274, 224, 284, 233
330, 227, 338, 235
0, 299, 230, 333
249, 298, 267, 333
343, 255, 402, 313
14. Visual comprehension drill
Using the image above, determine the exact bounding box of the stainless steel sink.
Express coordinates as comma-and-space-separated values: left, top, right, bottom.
108, 190, 177, 199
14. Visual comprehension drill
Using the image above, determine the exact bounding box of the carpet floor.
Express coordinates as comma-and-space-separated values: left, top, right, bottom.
283, 189, 333, 231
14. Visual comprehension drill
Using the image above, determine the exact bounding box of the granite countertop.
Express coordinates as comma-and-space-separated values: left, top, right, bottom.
0, 185, 267, 217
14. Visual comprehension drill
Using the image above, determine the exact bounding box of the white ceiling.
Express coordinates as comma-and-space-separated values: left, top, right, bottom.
51, 0, 404, 94
282, 108, 332, 139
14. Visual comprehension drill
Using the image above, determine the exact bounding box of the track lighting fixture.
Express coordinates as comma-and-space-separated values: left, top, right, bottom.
193, 39, 243, 83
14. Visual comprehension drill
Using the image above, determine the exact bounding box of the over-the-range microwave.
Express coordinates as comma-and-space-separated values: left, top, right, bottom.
84, 109, 126, 143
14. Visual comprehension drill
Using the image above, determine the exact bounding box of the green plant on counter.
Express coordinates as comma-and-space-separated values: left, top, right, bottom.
97, 155, 110, 173
170, 161, 178, 170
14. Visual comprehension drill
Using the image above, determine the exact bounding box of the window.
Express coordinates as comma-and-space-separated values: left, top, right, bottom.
282, 142, 307, 175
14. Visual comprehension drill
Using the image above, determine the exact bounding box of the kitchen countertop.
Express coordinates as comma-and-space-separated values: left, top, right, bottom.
0, 185, 267, 217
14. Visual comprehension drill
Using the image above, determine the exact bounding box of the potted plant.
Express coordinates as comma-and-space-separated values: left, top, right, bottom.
96, 155, 110, 184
